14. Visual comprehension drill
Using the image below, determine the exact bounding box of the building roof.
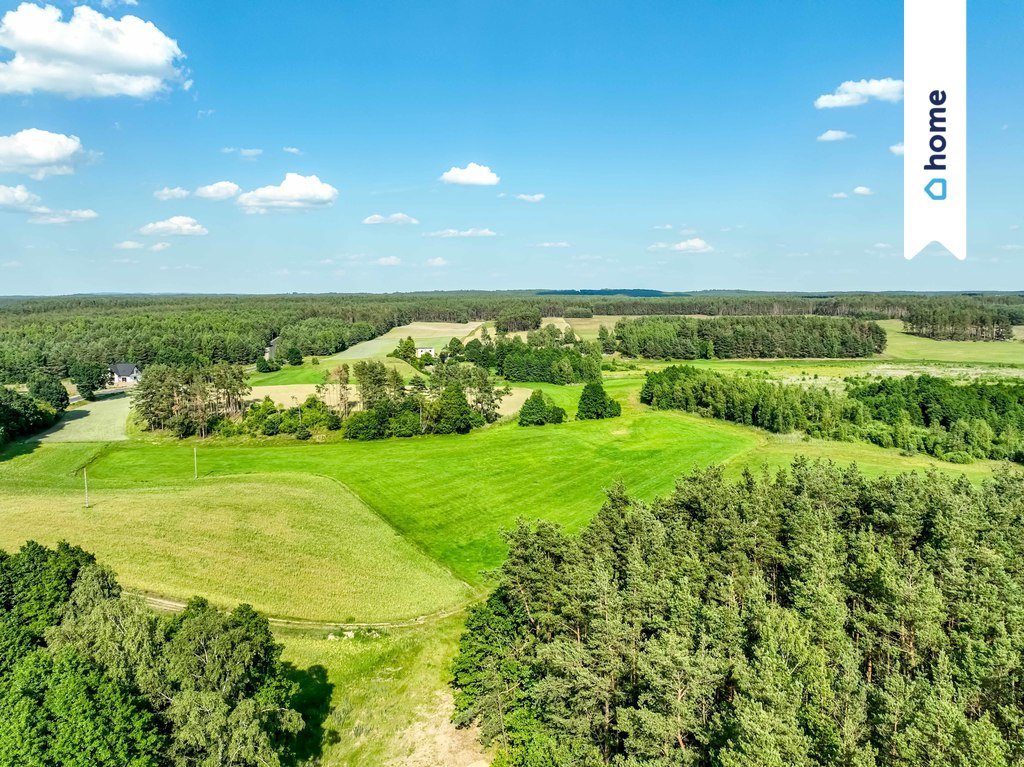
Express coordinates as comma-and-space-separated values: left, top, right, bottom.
109, 363, 140, 376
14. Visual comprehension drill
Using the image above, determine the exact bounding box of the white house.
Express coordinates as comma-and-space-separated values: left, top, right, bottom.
415, 347, 436, 358
109, 363, 142, 387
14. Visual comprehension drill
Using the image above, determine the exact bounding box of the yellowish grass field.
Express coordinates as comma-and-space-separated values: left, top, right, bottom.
0, 474, 472, 624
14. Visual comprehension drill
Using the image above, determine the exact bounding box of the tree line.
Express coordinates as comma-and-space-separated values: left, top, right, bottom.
641, 366, 1024, 463
905, 303, 1018, 341
0, 373, 70, 446
452, 460, 1024, 766
130, 358, 511, 442
613, 316, 887, 359
0, 541, 315, 766
4, 292, 1021, 384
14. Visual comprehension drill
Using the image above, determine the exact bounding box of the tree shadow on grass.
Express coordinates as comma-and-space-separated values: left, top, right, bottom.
284, 663, 339, 764
0, 437, 40, 465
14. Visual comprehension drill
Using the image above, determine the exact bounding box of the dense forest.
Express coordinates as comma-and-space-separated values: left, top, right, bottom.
613, 316, 887, 359
641, 366, 1024, 463
1, 292, 1021, 383
905, 303, 1018, 341
0, 541, 311, 766
452, 461, 1024, 767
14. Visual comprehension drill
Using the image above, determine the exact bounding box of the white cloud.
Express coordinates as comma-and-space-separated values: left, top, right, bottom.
362, 212, 419, 225
0, 4, 185, 98
652, 224, 674, 230
236, 173, 338, 213
1000, 244, 1022, 251
0, 183, 40, 210
830, 192, 849, 199
154, 186, 189, 200
0, 128, 84, 179
139, 215, 208, 236
439, 162, 499, 186
196, 108, 214, 119
1, 260, 22, 268
283, 146, 301, 155
222, 147, 262, 158
426, 227, 497, 238
536, 241, 571, 248
817, 129, 855, 142
815, 78, 903, 108
149, 241, 171, 252
872, 242, 892, 249
376, 256, 401, 266
100, 0, 139, 8
426, 257, 448, 267
195, 180, 239, 200
889, 142, 905, 155
515, 193, 544, 202
30, 208, 98, 224
853, 186, 873, 196
1010, 224, 1021, 231
115, 240, 144, 249
647, 238, 713, 253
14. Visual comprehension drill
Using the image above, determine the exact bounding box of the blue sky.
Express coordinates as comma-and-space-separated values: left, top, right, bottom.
0, 0, 1022, 295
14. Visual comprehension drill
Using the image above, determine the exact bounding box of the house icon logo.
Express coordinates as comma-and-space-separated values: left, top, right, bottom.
925, 178, 947, 201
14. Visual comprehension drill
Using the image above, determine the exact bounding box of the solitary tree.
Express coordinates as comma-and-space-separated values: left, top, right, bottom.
576, 381, 621, 420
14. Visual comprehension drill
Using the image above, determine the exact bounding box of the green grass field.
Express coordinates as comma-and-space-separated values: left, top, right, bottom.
31, 394, 131, 442
5, 317, 1024, 765
0, 472, 470, 623
877, 319, 1024, 364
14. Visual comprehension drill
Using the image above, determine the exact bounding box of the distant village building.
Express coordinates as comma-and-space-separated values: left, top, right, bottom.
415, 347, 435, 358
109, 363, 142, 387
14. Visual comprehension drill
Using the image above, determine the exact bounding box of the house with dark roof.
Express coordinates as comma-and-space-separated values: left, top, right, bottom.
109, 363, 142, 387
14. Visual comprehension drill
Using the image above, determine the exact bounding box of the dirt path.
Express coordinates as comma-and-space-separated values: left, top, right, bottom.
134, 592, 473, 632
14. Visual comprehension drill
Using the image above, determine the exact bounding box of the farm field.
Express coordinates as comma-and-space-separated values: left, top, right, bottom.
247, 321, 483, 386
876, 319, 1024, 364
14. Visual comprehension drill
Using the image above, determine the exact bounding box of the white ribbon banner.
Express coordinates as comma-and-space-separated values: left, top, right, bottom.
904, 0, 966, 260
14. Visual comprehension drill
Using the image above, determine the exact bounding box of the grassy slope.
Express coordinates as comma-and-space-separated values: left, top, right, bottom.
31, 394, 131, 442
0, 473, 470, 623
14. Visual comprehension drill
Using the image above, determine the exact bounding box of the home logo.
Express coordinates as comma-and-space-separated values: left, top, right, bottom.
904, 0, 965, 261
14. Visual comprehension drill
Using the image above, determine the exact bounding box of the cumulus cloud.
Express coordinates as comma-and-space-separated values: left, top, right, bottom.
139, 215, 208, 236
0, 183, 40, 210
439, 162, 499, 186
0, 4, 185, 98
30, 208, 98, 224
236, 173, 338, 213
115, 240, 144, 249
100, 0, 139, 8
362, 212, 419, 225
282, 146, 301, 155
817, 129, 855, 142
426, 257, 448, 267
853, 186, 873, 196
154, 186, 189, 200
536, 241, 571, 248
426, 227, 497, 238
376, 256, 401, 266
515, 193, 544, 202
149, 241, 171, 252
815, 78, 903, 108
0, 128, 84, 179
890, 142, 905, 155
195, 180, 239, 200
647, 238, 713, 253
